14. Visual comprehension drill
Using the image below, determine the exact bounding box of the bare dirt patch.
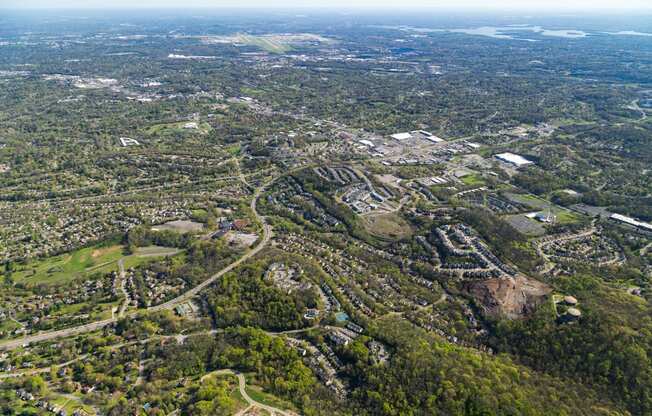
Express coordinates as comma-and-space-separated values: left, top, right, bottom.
504, 214, 546, 236
226, 232, 259, 247
362, 212, 412, 240
151, 220, 204, 234
465, 275, 551, 319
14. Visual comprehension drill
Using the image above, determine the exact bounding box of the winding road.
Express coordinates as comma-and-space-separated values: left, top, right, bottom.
534, 225, 596, 274
223, 370, 297, 416
201, 369, 299, 415
0, 180, 274, 351
628, 99, 648, 121
3, 326, 301, 416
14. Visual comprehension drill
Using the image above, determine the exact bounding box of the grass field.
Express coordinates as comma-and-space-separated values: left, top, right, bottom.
246, 384, 296, 411
14, 245, 125, 285
460, 173, 486, 186
93, 246, 185, 274
554, 209, 582, 224
51, 393, 96, 415
13, 244, 184, 286
505, 192, 548, 209
505, 192, 581, 224
229, 384, 248, 412
226, 143, 241, 156
0, 319, 22, 334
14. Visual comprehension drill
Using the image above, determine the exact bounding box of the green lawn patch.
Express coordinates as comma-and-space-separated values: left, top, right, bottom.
245, 384, 295, 411
554, 209, 581, 224
460, 173, 485, 186
50, 393, 95, 415
13, 245, 125, 285
505, 193, 581, 225
13, 244, 185, 286
226, 144, 241, 156
0, 319, 22, 334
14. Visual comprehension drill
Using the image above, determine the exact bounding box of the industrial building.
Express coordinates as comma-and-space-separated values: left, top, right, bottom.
390, 132, 412, 141
494, 152, 533, 168
610, 213, 652, 232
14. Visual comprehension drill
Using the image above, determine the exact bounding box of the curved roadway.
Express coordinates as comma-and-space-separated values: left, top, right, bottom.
221, 369, 296, 416
0, 182, 273, 351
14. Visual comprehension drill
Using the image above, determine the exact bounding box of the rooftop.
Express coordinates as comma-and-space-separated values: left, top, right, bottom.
610, 213, 652, 231
390, 132, 412, 141
495, 152, 533, 167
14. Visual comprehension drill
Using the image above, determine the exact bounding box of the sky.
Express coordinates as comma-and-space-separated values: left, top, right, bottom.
3, 0, 652, 10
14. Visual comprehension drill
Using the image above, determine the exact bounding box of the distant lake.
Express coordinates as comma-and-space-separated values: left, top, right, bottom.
605, 31, 652, 37
377, 25, 652, 41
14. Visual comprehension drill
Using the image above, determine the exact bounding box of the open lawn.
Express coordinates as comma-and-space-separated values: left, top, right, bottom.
95, 246, 185, 273
460, 173, 486, 186
226, 143, 241, 156
505, 192, 549, 209
554, 209, 582, 224
51, 392, 96, 415
245, 383, 296, 412
13, 245, 125, 285
506, 193, 582, 225
0, 319, 22, 335
13, 245, 185, 286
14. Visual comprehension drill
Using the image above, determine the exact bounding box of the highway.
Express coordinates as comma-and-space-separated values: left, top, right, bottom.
0, 318, 117, 351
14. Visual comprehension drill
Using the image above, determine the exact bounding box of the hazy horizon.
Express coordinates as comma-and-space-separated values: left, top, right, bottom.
3, 0, 652, 11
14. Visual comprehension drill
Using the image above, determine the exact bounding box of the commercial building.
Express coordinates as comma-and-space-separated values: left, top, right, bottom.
426, 135, 444, 143
494, 152, 533, 168
390, 132, 412, 141
119, 137, 139, 147
610, 213, 652, 232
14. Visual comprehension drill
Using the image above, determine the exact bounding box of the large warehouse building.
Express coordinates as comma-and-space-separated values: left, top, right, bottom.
494, 152, 534, 168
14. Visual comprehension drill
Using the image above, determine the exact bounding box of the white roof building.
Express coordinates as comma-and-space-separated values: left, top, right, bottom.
390, 132, 412, 141
610, 213, 652, 232
426, 136, 444, 143
495, 152, 533, 167
119, 137, 140, 147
